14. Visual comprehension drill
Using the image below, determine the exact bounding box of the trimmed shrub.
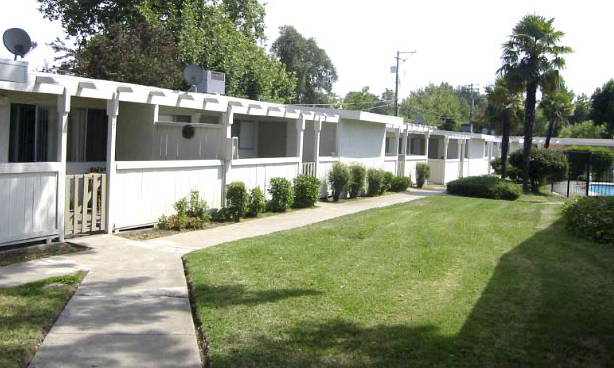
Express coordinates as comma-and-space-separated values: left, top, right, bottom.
509, 148, 568, 192
416, 163, 431, 188
328, 162, 350, 201
491, 157, 522, 181
447, 176, 521, 200
268, 177, 293, 212
390, 176, 412, 192
210, 207, 232, 222
246, 187, 266, 218
562, 196, 614, 244
348, 163, 367, 198
380, 170, 394, 194
226, 181, 247, 222
158, 190, 210, 230
367, 168, 383, 196
293, 174, 320, 208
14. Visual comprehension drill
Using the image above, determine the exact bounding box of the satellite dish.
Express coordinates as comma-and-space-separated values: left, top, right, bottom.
183, 64, 203, 92
3, 28, 32, 60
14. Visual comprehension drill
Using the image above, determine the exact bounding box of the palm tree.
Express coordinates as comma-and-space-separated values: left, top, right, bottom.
539, 82, 575, 148
486, 77, 523, 178
499, 14, 572, 192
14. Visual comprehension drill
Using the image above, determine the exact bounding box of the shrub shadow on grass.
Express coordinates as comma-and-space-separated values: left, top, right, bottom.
192, 284, 322, 308
206, 219, 614, 367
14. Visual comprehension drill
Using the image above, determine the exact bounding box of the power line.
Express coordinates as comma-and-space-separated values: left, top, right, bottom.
393, 50, 416, 117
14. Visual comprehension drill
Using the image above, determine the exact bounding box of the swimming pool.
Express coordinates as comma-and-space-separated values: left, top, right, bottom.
590, 183, 614, 196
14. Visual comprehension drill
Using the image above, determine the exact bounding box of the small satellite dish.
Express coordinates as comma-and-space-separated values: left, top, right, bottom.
3, 28, 32, 60
183, 64, 203, 92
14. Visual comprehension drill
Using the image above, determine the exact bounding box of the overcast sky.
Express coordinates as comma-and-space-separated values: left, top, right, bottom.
2, 0, 612, 100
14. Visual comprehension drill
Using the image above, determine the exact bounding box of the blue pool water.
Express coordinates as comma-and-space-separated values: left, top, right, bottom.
590, 183, 614, 196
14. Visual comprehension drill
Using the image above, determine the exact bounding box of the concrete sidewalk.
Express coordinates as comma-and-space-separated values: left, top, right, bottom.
2, 189, 442, 367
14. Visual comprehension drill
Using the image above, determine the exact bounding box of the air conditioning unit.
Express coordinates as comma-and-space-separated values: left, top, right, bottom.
196, 70, 225, 95
0, 59, 28, 83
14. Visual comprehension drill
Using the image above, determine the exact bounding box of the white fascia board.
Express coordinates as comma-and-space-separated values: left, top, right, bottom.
431, 129, 471, 140
405, 123, 432, 134
247, 103, 267, 116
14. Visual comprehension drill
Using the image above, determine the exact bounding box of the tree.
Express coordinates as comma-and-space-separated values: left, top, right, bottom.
342, 87, 382, 111
485, 76, 523, 178
499, 14, 572, 192
399, 82, 470, 130
38, 0, 296, 102
570, 93, 591, 124
558, 120, 607, 138
271, 25, 337, 105
539, 81, 574, 148
509, 148, 568, 193
54, 22, 184, 89
590, 79, 614, 137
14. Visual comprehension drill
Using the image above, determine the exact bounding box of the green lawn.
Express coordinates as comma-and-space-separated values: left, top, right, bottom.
0, 272, 85, 368
184, 196, 614, 367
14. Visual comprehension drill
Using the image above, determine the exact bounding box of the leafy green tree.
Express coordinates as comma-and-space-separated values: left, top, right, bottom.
38, 0, 296, 102
539, 81, 574, 148
589, 79, 614, 136
342, 87, 381, 111
53, 22, 184, 90
485, 76, 523, 178
570, 93, 591, 124
499, 14, 572, 191
271, 25, 337, 105
558, 120, 607, 138
400, 82, 470, 130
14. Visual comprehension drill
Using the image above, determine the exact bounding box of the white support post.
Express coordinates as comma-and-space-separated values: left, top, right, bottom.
296, 114, 305, 173
394, 127, 401, 175
444, 136, 450, 161
401, 126, 409, 176
457, 139, 463, 177
105, 93, 119, 234
424, 132, 431, 159
313, 118, 322, 179
56, 89, 70, 242
221, 105, 235, 206
487, 141, 493, 174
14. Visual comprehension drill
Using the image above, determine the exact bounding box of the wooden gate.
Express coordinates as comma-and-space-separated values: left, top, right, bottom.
65, 174, 107, 236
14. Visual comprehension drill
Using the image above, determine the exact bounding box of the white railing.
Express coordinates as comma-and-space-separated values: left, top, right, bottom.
383, 156, 397, 175
302, 162, 316, 176
113, 160, 224, 229
444, 160, 460, 183
0, 163, 61, 244
427, 159, 445, 184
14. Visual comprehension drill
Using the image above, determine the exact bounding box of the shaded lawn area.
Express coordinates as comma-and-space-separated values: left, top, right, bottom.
184, 196, 614, 367
0, 272, 85, 368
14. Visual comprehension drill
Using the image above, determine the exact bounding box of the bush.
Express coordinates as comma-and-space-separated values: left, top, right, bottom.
226, 181, 247, 222
246, 186, 266, 218
491, 157, 522, 181
367, 168, 383, 196
158, 190, 210, 230
348, 163, 366, 198
328, 162, 350, 201
562, 196, 614, 244
416, 163, 431, 188
293, 174, 320, 208
210, 207, 232, 222
566, 146, 614, 181
390, 176, 412, 192
268, 177, 293, 212
447, 176, 521, 200
509, 148, 568, 192
380, 170, 394, 194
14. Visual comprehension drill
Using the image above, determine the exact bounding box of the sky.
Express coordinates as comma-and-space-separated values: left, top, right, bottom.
1, 0, 612, 100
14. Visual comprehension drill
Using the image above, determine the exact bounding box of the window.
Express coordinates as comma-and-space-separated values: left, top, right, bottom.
232, 121, 254, 150
9, 104, 58, 162
158, 114, 191, 123
398, 137, 403, 154
385, 137, 391, 154
68, 108, 108, 162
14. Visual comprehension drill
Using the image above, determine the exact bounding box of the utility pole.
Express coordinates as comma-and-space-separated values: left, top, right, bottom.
393, 50, 416, 117
463, 84, 479, 121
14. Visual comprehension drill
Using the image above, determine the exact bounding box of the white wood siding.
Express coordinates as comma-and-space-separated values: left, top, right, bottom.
229, 157, 300, 196
0, 163, 59, 244
113, 160, 223, 229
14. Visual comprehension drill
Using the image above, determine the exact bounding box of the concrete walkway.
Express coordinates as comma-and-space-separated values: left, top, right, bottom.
1, 189, 443, 368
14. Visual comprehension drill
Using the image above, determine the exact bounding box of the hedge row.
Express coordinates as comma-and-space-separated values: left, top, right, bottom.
447, 175, 521, 200
562, 196, 614, 245
328, 162, 412, 200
